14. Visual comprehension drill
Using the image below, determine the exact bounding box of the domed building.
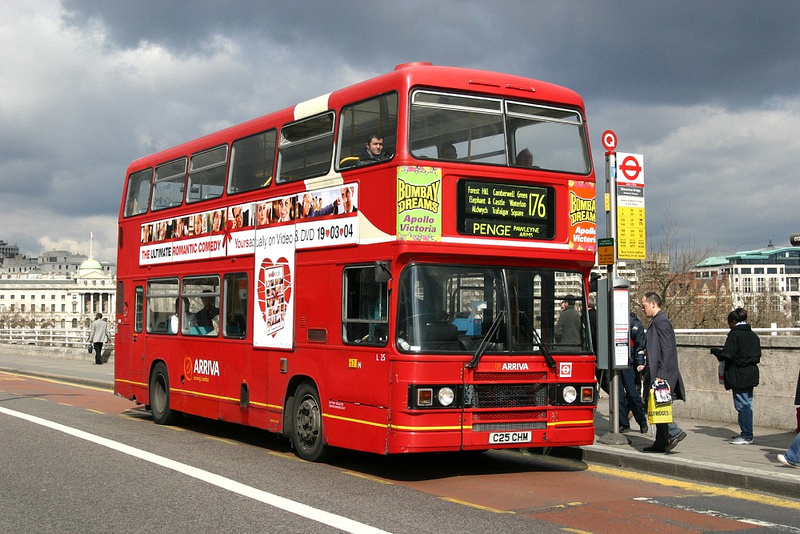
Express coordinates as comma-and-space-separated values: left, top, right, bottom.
75, 257, 116, 325
0, 249, 116, 332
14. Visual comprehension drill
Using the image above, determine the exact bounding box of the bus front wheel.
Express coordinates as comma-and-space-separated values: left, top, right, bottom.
291, 383, 327, 462
150, 361, 176, 425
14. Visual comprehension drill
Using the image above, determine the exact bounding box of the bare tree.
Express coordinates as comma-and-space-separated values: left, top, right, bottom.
741, 288, 793, 328
633, 210, 726, 328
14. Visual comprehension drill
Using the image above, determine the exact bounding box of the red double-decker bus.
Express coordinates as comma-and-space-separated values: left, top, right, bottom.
115, 62, 598, 461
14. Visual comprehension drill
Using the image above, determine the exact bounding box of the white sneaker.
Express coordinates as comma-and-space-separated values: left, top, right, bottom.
777, 454, 800, 468
728, 436, 753, 445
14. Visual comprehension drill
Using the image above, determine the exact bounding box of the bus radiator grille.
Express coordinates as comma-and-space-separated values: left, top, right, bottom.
473, 372, 547, 382
472, 410, 547, 421
473, 422, 547, 432
467, 384, 548, 408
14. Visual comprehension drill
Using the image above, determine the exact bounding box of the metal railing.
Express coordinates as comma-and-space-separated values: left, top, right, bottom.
0, 327, 115, 348
676, 326, 800, 336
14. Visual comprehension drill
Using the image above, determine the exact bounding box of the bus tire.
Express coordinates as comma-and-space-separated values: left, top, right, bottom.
150, 361, 176, 425
291, 383, 327, 462
527, 446, 553, 456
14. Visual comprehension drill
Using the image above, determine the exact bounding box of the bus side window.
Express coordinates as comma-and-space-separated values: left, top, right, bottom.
228, 129, 277, 194
187, 146, 227, 203
224, 273, 248, 338
152, 158, 187, 211
336, 92, 398, 170
342, 265, 388, 346
181, 276, 220, 336
134, 286, 144, 333
277, 112, 334, 183
124, 168, 152, 217
145, 278, 179, 334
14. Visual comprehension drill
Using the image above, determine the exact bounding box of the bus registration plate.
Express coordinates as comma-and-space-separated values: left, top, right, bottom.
488, 431, 532, 444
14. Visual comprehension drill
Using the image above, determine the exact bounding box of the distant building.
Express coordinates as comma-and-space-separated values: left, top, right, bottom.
695, 243, 800, 323
0, 249, 116, 331
0, 240, 20, 260
1, 249, 115, 279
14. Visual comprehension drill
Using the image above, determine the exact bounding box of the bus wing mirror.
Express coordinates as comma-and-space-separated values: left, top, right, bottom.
374, 261, 392, 283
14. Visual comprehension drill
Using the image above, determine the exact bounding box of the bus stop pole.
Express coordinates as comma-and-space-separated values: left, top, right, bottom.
598, 151, 627, 445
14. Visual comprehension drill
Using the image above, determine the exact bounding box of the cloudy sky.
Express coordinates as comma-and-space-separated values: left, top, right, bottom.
1, 0, 798, 264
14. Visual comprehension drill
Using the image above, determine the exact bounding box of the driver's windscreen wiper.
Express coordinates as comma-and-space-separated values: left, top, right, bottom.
518, 310, 556, 370
466, 309, 505, 369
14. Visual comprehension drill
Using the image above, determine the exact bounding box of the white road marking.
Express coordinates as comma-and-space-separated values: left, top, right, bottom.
1, 406, 389, 534
634, 497, 800, 532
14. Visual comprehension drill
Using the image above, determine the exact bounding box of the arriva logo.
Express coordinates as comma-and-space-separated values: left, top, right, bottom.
194, 358, 220, 376
184, 355, 220, 382
496, 362, 530, 371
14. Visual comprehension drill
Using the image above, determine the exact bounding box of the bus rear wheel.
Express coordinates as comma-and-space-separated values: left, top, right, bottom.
291, 383, 327, 462
150, 361, 177, 425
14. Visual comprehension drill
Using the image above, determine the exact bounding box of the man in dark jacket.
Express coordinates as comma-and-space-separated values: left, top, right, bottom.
618, 311, 648, 433
640, 292, 686, 453
357, 134, 390, 165
711, 307, 761, 445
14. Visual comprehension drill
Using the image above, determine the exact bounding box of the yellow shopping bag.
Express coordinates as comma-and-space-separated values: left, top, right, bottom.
647, 390, 673, 424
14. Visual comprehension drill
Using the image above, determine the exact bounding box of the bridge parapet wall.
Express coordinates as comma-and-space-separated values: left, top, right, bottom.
673, 334, 799, 430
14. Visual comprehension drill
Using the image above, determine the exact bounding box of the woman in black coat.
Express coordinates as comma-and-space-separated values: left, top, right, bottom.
711, 308, 761, 445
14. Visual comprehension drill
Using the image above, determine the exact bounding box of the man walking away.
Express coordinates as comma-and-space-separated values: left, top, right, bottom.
640, 292, 686, 453
88, 313, 109, 365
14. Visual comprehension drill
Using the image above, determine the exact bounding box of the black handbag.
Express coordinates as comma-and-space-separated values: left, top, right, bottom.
87, 343, 93, 354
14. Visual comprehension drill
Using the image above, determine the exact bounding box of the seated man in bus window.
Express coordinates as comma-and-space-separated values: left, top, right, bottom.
516, 148, 534, 167
358, 134, 391, 165
196, 293, 219, 330
438, 143, 458, 160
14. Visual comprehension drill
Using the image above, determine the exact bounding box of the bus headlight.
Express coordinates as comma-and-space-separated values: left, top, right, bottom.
438, 387, 455, 406
409, 385, 461, 409
562, 385, 577, 404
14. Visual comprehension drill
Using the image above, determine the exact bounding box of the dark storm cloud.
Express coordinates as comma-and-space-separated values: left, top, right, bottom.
62, 0, 799, 109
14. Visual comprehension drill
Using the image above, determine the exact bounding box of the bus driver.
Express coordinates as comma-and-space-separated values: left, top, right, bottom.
358, 134, 390, 165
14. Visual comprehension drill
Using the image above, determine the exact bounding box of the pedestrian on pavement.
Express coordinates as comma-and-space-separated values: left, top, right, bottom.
777, 433, 800, 468
88, 312, 109, 365
555, 295, 582, 349
640, 292, 686, 453
711, 307, 761, 445
619, 310, 648, 434
587, 294, 609, 393
794, 369, 800, 433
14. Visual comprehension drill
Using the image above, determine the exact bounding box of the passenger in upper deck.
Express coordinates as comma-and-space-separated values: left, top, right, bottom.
516, 148, 534, 167
358, 134, 391, 165
438, 143, 458, 160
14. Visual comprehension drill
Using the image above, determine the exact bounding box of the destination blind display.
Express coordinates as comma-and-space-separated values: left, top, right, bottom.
459, 180, 555, 240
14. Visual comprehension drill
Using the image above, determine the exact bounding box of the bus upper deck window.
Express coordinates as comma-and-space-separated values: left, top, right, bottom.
124, 168, 152, 217
228, 130, 276, 194
505, 101, 590, 174
187, 146, 227, 203
336, 93, 398, 170
277, 112, 334, 183
151, 159, 187, 211
409, 91, 504, 165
